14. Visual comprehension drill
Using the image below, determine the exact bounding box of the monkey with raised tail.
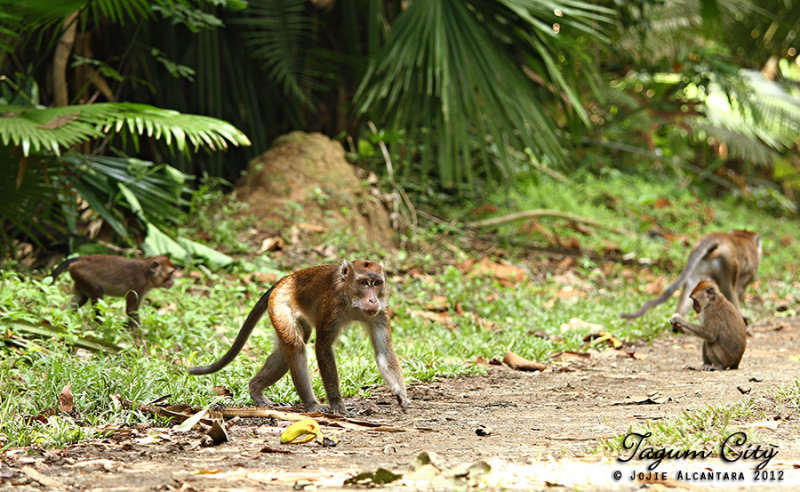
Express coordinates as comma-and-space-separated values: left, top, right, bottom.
621, 230, 761, 322
189, 260, 408, 415
52, 254, 176, 328
669, 280, 747, 370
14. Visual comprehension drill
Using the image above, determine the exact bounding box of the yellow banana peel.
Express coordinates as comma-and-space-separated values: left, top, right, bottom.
281, 418, 322, 444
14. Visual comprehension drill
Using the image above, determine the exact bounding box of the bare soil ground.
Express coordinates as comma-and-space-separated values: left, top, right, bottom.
2, 317, 799, 491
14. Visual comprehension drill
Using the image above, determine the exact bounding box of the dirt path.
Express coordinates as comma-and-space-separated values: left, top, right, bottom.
3, 318, 799, 490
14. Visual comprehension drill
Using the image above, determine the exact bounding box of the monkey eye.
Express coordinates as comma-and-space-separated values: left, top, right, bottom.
359, 279, 370, 287
374, 279, 383, 287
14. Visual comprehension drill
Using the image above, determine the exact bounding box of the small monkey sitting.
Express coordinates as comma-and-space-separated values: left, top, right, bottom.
51, 254, 176, 328
669, 280, 747, 370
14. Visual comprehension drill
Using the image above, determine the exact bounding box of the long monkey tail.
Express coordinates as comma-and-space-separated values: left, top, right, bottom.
51, 258, 79, 279
620, 238, 720, 319
188, 284, 277, 375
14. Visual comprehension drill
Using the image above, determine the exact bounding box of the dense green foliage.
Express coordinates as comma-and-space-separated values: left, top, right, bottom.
0, 0, 799, 264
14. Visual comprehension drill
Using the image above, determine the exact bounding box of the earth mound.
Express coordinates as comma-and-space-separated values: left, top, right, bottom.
236, 131, 393, 247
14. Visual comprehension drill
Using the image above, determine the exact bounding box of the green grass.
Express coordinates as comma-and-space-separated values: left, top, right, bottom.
1, 171, 799, 449
775, 380, 800, 409
598, 401, 763, 457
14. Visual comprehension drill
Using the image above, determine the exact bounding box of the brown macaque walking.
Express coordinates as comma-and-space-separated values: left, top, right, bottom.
621, 230, 761, 321
669, 281, 747, 370
189, 260, 408, 415
52, 254, 176, 328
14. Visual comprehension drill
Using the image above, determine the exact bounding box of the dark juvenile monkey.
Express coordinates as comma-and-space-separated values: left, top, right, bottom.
669, 280, 747, 370
621, 230, 761, 320
189, 260, 408, 415
52, 254, 176, 328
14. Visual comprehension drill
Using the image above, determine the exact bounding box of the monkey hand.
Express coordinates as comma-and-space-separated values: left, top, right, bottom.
669, 313, 686, 332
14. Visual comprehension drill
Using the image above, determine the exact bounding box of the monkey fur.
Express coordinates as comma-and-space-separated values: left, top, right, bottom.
621, 230, 761, 321
669, 280, 747, 370
52, 254, 176, 328
189, 260, 408, 415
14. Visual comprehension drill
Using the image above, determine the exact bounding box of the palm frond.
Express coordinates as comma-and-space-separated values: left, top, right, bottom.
59, 154, 190, 229
232, 0, 312, 109
615, 0, 759, 63
694, 69, 800, 167
688, 119, 778, 167
0, 102, 251, 157
356, 0, 612, 186
85, 0, 152, 25
0, 149, 64, 258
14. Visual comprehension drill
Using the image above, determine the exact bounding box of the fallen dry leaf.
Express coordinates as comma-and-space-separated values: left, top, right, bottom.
409, 309, 453, 328
457, 257, 527, 287
556, 257, 575, 271
517, 218, 552, 238
560, 318, 604, 334
645, 277, 664, 296
423, 295, 450, 312
470, 204, 498, 215
555, 236, 581, 250
256, 236, 285, 254
503, 352, 547, 372
58, 382, 73, 413
465, 312, 498, 331
654, 197, 671, 209
554, 287, 588, 301
212, 385, 233, 397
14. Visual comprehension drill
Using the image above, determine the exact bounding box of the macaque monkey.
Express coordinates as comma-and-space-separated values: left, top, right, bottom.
51, 255, 176, 328
669, 280, 747, 370
621, 230, 761, 321
189, 260, 408, 415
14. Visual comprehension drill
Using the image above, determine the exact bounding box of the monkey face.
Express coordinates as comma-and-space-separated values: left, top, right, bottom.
149, 256, 176, 288
355, 276, 384, 316
342, 260, 387, 317
690, 281, 718, 313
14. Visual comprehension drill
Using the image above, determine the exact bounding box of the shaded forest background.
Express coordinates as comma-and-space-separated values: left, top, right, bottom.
2, 0, 800, 259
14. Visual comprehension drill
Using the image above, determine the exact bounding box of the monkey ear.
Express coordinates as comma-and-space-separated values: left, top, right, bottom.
340, 260, 351, 279
706, 286, 716, 300
149, 260, 161, 273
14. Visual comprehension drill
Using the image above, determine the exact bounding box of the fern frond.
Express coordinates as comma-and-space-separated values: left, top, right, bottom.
0, 102, 251, 156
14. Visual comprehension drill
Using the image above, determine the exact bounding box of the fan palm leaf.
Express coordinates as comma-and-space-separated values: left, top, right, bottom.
356, 0, 614, 187
232, 0, 312, 111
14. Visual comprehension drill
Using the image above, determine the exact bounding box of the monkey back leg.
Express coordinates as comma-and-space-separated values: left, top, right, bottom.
269, 307, 323, 412
124, 291, 142, 329
249, 349, 289, 407
315, 324, 346, 415
70, 293, 89, 309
